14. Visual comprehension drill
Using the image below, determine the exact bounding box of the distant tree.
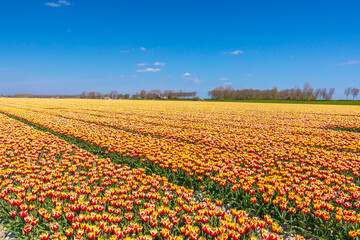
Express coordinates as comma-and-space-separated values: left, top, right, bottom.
109, 90, 118, 99
132, 92, 140, 99
140, 89, 147, 99
345, 87, 352, 100
160, 90, 196, 99
287, 88, 294, 100
223, 85, 234, 99
329, 88, 335, 100
80, 91, 87, 98
124, 94, 130, 99
280, 89, 291, 100
302, 82, 314, 100
95, 92, 103, 99
321, 88, 329, 100
162, 90, 175, 98
294, 86, 302, 100
147, 89, 162, 99
314, 89, 321, 100
352, 88, 360, 100
88, 91, 96, 99
208, 86, 225, 99
270, 87, 279, 99
207, 84, 337, 101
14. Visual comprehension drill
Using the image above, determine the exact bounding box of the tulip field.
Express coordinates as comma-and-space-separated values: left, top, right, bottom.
0, 99, 360, 239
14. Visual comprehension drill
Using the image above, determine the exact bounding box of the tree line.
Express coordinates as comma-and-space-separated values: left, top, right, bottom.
208, 83, 360, 100
78, 89, 197, 100
79, 91, 130, 99
344, 87, 360, 100
131, 89, 196, 99
6, 84, 360, 100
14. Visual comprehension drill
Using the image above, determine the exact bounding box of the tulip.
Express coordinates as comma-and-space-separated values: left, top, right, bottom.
103, 226, 111, 234
349, 231, 357, 238
50, 222, 59, 231
302, 208, 310, 215
289, 207, 296, 214
150, 229, 158, 237
22, 225, 32, 234
44, 213, 51, 220
88, 232, 96, 240
40, 232, 50, 240
77, 229, 85, 236
72, 222, 80, 229
124, 212, 133, 221
65, 228, 73, 236
9, 211, 16, 217
160, 228, 170, 238
20, 210, 28, 218
30, 218, 39, 226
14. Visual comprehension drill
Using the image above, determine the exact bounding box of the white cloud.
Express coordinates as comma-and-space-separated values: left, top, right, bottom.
58, 0, 70, 5
224, 82, 232, 85
140, 47, 146, 51
154, 62, 165, 66
136, 68, 161, 73
137, 63, 147, 66
45, 0, 71, 7
218, 78, 228, 81
229, 50, 244, 55
193, 77, 202, 84
45, 2, 61, 7
120, 50, 129, 54
339, 60, 360, 66
246, 73, 254, 77
182, 73, 202, 84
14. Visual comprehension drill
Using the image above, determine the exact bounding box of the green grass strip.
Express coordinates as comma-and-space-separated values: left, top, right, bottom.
329, 127, 360, 133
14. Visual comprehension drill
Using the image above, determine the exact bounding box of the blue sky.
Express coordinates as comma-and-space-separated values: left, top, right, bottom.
1, 0, 360, 98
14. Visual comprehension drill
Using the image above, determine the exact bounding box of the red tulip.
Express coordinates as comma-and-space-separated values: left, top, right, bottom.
65, 228, 73, 236
40, 233, 50, 240
50, 222, 59, 231
150, 228, 158, 237
9, 211, 16, 217
22, 225, 32, 234
30, 218, 39, 226
20, 210, 28, 218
